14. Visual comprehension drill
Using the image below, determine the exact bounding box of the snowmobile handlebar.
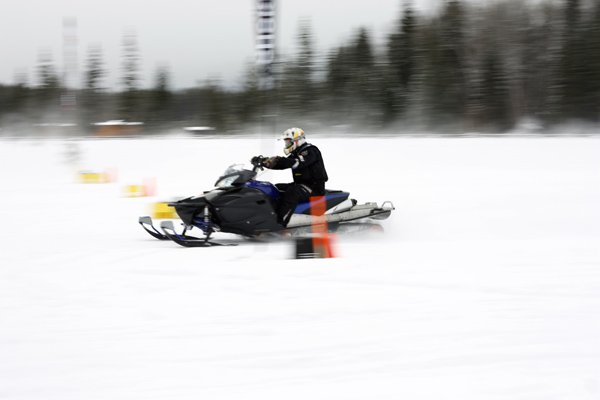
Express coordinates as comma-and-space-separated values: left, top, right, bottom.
251, 156, 267, 172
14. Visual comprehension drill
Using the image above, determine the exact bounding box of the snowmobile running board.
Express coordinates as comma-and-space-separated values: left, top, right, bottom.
286, 200, 395, 227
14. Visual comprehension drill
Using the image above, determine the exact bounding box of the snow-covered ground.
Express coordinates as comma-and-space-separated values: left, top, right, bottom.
1, 133, 599, 400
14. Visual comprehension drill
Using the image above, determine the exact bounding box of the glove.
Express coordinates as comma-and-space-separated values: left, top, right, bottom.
264, 156, 280, 169
250, 156, 263, 166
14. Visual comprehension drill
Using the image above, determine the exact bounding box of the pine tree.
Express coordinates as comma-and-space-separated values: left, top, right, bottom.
351, 27, 378, 126
585, 0, 600, 122
205, 78, 227, 132
325, 46, 352, 124
82, 44, 107, 128
85, 45, 106, 93
353, 27, 374, 70
36, 49, 61, 107
279, 19, 315, 118
149, 64, 172, 127
386, 1, 418, 121
479, 45, 511, 131
420, 0, 468, 129
558, 0, 595, 121
515, 2, 557, 124
238, 63, 261, 125
389, 1, 416, 88
2, 70, 31, 117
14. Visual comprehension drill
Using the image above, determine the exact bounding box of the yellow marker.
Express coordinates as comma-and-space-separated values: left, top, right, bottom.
123, 185, 146, 197
80, 172, 106, 183
152, 202, 177, 219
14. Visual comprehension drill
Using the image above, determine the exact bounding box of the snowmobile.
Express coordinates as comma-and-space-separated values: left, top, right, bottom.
139, 156, 394, 247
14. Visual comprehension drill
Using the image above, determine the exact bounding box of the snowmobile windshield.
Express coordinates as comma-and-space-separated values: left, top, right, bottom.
222, 164, 245, 175
214, 164, 256, 188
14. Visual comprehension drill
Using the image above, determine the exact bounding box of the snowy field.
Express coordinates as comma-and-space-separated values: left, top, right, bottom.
1, 133, 600, 400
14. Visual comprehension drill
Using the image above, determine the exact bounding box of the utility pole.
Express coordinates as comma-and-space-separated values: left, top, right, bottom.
255, 0, 277, 141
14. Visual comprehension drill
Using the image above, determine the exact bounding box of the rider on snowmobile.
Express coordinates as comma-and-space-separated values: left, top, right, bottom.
252, 127, 328, 227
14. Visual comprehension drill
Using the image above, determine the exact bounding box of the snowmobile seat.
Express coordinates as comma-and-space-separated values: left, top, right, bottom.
294, 190, 350, 215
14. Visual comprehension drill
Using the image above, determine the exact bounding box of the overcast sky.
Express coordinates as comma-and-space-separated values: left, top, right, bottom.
1, 0, 449, 91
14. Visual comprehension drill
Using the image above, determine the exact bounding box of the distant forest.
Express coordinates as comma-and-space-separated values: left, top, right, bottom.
1, 0, 599, 135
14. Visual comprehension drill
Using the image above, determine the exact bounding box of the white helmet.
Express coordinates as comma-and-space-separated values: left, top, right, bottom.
279, 127, 306, 155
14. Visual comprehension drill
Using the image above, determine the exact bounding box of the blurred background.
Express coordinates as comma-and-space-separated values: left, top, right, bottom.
2, 3, 599, 398
0, 0, 599, 137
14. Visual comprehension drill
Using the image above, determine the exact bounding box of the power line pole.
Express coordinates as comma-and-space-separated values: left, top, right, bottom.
255, 0, 277, 143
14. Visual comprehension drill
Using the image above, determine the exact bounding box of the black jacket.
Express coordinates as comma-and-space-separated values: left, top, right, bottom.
271, 143, 328, 192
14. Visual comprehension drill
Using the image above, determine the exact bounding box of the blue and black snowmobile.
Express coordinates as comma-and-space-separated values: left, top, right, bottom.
139, 156, 394, 247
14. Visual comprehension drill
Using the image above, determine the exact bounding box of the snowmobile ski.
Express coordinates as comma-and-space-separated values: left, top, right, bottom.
139, 216, 213, 243
139, 216, 170, 240
160, 220, 237, 248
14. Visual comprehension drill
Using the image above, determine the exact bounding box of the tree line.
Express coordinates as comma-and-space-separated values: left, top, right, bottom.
1, 0, 599, 136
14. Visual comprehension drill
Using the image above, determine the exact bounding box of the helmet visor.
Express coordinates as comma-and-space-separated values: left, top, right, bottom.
284, 138, 294, 149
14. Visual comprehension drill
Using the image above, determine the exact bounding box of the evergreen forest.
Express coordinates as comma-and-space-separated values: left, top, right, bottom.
1, 0, 599, 135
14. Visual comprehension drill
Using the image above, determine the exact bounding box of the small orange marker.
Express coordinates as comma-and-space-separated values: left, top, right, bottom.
309, 196, 335, 258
